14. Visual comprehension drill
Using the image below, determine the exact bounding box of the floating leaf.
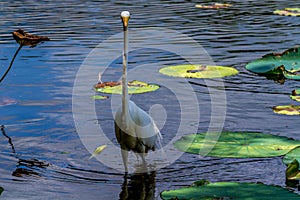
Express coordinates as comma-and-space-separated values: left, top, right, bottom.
195, 3, 232, 9
89, 145, 107, 160
283, 147, 300, 166
91, 95, 109, 100
273, 105, 300, 115
174, 132, 300, 158
0, 187, 3, 196
286, 159, 300, 180
159, 64, 238, 79
95, 80, 159, 94
161, 181, 300, 200
274, 8, 300, 17
290, 89, 300, 102
245, 47, 300, 80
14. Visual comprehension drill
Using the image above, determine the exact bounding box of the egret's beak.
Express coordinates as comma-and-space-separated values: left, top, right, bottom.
121, 11, 130, 31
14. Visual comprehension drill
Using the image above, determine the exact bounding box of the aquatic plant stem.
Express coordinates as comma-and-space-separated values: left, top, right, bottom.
0, 44, 23, 83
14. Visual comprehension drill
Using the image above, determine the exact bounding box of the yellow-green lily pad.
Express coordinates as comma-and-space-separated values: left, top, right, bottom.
95, 80, 159, 94
195, 3, 232, 9
273, 105, 300, 115
91, 95, 109, 100
274, 8, 300, 17
161, 181, 300, 200
159, 64, 238, 79
174, 132, 300, 158
290, 89, 300, 102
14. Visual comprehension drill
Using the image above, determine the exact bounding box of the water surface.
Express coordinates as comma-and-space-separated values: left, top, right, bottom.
1, 0, 300, 199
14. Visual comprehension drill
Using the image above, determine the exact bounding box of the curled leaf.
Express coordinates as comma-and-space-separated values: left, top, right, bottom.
283, 147, 300, 166
286, 159, 300, 180
89, 145, 107, 160
273, 105, 300, 115
12, 29, 50, 47
159, 64, 238, 79
246, 47, 300, 80
95, 80, 159, 94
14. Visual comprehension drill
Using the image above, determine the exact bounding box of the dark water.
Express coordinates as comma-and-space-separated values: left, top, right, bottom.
1, 0, 300, 199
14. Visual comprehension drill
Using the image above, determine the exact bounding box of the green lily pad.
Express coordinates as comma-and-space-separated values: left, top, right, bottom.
95, 80, 159, 94
161, 181, 300, 200
174, 132, 300, 158
0, 187, 3, 196
245, 47, 300, 80
159, 64, 238, 79
283, 147, 300, 166
290, 89, 300, 102
273, 105, 300, 115
286, 159, 300, 180
274, 8, 300, 17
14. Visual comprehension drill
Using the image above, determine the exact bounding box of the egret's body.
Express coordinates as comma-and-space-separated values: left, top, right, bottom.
115, 11, 161, 173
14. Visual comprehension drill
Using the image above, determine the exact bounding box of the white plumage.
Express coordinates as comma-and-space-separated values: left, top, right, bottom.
115, 11, 162, 173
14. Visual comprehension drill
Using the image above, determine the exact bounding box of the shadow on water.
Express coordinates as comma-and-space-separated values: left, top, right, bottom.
120, 172, 156, 200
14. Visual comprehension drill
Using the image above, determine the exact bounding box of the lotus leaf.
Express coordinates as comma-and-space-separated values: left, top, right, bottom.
195, 3, 232, 9
274, 8, 300, 17
95, 80, 159, 94
159, 64, 238, 79
283, 147, 300, 166
245, 47, 300, 80
290, 89, 300, 102
0, 187, 3, 196
161, 181, 300, 200
273, 105, 300, 115
174, 132, 300, 158
286, 159, 300, 180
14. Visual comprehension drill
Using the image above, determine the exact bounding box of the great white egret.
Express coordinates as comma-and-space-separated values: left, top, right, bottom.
114, 11, 162, 173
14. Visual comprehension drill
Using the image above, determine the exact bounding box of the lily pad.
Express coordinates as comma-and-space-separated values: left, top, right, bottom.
91, 95, 109, 100
273, 105, 300, 115
286, 159, 300, 180
159, 64, 238, 79
161, 181, 300, 200
195, 3, 232, 9
283, 146, 300, 166
290, 89, 300, 102
245, 47, 300, 80
0, 187, 3, 196
274, 8, 300, 17
95, 80, 159, 94
174, 132, 300, 158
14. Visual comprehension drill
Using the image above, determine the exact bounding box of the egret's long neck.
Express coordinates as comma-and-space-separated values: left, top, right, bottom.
122, 26, 128, 121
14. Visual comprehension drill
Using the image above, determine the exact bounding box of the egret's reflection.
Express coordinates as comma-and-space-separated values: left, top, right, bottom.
119, 171, 156, 200
1, 125, 48, 177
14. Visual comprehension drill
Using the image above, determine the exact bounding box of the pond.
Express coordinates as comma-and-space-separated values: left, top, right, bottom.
1, 0, 300, 199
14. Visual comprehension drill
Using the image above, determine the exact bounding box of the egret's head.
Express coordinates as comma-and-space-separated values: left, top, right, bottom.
121, 11, 130, 31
